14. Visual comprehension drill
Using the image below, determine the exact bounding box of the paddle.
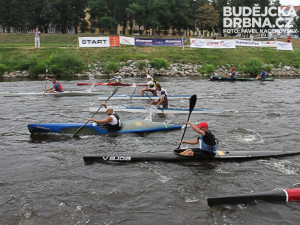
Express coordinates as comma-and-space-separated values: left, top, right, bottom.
130, 83, 137, 100
144, 92, 164, 113
177, 94, 197, 149
44, 65, 49, 91
73, 87, 118, 138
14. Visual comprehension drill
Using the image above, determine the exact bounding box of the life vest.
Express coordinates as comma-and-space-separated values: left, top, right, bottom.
198, 131, 218, 153
107, 113, 121, 131
54, 82, 63, 92
156, 88, 168, 108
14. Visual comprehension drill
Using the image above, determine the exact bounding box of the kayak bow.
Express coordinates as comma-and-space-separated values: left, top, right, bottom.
207, 188, 300, 206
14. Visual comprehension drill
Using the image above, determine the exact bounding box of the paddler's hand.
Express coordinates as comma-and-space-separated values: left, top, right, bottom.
88, 118, 94, 122
101, 103, 107, 107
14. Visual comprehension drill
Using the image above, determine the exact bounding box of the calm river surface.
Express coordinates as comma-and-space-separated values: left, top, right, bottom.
0, 77, 300, 225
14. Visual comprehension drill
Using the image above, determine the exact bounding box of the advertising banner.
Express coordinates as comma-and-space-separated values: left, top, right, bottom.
235, 40, 262, 47
109, 36, 120, 47
277, 42, 293, 51
261, 41, 277, 48
78, 37, 110, 47
120, 36, 135, 45
190, 39, 236, 49
135, 38, 183, 46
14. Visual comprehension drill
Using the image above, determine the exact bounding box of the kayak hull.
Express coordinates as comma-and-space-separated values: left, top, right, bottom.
98, 94, 201, 100
89, 105, 221, 114
210, 75, 275, 82
28, 119, 182, 135
83, 149, 300, 163
77, 82, 132, 86
3, 91, 104, 97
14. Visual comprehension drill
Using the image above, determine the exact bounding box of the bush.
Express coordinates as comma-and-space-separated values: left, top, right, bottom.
242, 57, 263, 75
197, 64, 216, 74
28, 62, 47, 76
105, 61, 119, 73
150, 58, 169, 70
136, 60, 148, 71
48, 50, 86, 75
0, 64, 9, 75
264, 65, 272, 73
18, 54, 38, 70
136, 54, 148, 60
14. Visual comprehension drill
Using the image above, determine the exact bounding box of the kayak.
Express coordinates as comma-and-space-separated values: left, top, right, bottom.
83, 149, 300, 163
3, 91, 104, 97
207, 188, 300, 206
77, 82, 132, 86
209, 75, 275, 82
98, 94, 202, 100
27, 119, 182, 135
89, 105, 222, 114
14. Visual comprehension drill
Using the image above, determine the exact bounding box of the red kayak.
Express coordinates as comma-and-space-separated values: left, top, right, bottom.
207, 188, 300, 206
77, 82, 132, 86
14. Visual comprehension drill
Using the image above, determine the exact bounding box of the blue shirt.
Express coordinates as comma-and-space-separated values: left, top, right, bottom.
261, 71, 266, 79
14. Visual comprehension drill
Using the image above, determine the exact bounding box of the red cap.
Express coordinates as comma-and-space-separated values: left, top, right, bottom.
231, 67, 235, 70
197, 122, 208, 129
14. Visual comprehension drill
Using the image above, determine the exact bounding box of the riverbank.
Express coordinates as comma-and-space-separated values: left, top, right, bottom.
0, 34, 300, 78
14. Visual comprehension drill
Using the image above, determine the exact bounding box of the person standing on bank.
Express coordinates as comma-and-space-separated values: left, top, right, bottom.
179, 121, 218, 156
34, 27, 41, 48
88, 103, 121, 132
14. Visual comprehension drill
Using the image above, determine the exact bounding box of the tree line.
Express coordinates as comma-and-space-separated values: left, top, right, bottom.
0, 0, 298, 35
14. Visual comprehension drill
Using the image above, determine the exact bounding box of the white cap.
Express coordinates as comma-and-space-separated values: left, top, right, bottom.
147, 75, 152, 79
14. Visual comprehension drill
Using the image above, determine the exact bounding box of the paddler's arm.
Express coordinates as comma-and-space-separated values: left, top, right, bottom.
187, 120, 205, 135
156, 95, 165, 107
89, 116, 112, 124
181, 138, 199, 145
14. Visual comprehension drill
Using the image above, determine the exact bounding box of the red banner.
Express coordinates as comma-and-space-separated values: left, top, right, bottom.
109, 36, 120, 47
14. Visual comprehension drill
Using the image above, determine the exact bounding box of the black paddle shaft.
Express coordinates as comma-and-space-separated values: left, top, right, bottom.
144, 92, 164, 112
73, 87, 118, 137
177, 95, 197, 149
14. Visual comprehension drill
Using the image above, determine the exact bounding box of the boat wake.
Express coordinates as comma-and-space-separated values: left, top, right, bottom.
230, 128, 264, 144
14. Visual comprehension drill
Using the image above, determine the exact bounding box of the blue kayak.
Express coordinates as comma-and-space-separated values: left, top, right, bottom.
28, 119, 182, 135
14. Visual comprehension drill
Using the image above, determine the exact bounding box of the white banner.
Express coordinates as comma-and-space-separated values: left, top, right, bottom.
190, 39, 236, 49
235, 40, 262, 47
261, 41, 277, 48
78, 37, 110, 47
277, 41, 293, 51
120, 36, 135, 45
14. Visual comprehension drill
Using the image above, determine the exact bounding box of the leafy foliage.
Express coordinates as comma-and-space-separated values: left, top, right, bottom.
150, 58, 169, 70
197, 64, 216, 74
136, 60, 148, 71
242, 57, 263, 75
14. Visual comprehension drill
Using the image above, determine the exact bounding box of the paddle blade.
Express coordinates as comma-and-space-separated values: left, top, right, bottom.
189, 95, 197, 112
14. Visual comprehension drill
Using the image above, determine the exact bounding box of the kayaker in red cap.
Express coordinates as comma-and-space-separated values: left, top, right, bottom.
179, 120, 218, 156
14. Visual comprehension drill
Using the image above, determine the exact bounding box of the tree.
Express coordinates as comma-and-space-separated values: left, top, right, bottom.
195, 4, 220, 33
294, 10, 300, 36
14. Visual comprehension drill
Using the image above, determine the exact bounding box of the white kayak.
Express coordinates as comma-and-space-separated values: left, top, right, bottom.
97, 94, 202, 100
3, 91, 104, 97
89, 105, 222, 114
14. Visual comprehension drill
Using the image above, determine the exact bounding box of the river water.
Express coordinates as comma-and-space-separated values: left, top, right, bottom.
0, 77, 299, 225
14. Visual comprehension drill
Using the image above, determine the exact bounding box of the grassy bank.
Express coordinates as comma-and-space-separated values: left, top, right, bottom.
0, 33, 300, 77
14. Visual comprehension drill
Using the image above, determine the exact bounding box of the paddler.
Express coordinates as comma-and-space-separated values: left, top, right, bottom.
179, 121, 218, 156
149, 82, 168, 108
139, 68, 157, 96
256, 68, 267, 80
110, 70, 123, 83
44, 77, 63, 93
88, 103, 121, 132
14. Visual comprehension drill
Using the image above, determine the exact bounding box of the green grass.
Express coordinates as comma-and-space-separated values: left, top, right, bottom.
0, 33, 300, 77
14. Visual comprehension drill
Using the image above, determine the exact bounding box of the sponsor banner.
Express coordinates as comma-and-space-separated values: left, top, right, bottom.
277, 41, 293, 51
135, 38, 183, 46
78, 37, 110, 47
120, 36, 135, 45
261, 41, 277, 48
190, 39, 236, 49
235, 40, 262, 47
109, 36, 120, 47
